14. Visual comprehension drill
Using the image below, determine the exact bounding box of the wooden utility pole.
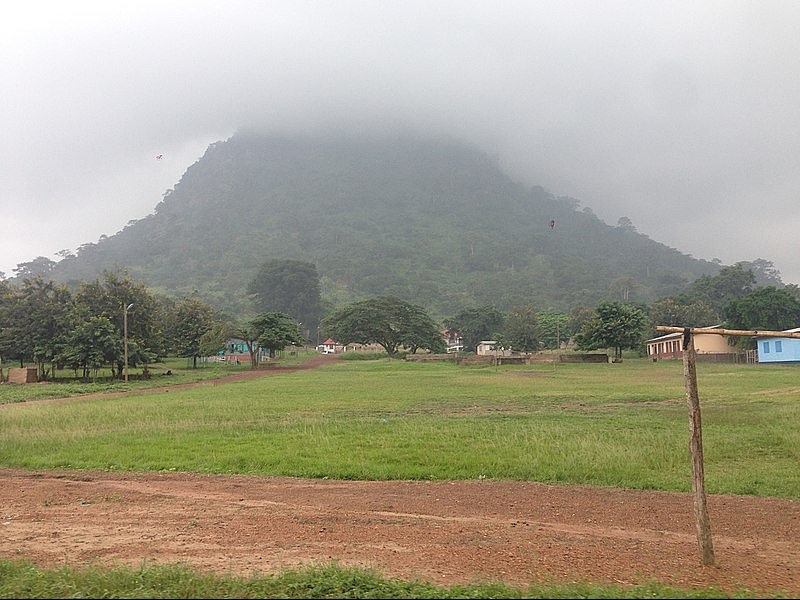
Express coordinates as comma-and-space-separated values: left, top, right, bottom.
680, 328, 714, 565
654, 325, 800, 566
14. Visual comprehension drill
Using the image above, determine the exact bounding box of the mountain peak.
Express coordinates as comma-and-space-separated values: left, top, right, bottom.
51, 132, 718, 318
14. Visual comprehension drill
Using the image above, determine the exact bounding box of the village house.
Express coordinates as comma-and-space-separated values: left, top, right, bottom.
442, 329, 463, 353
316, 338, 341, 354
756, 327, 800, 364
645, 326, 737, 361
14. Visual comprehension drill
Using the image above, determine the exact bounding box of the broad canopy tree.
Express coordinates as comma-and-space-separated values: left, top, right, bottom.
12, 256, 57, 280
575, 301, 649, 361
686, 264, 756, 312
648, 297, 720, 330
723, 286, 800, 334
247, 259, 322, 334
235, 312, 304, 368
501, 305, 541, 352
250, 312, 304, 360
321, 296, 444, 357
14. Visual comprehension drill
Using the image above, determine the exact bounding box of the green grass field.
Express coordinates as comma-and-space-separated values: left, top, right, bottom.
0, 356, 797, 598
2, 357, 798, 498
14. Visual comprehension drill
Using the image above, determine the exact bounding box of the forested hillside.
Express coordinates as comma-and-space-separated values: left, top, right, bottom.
50, 131, 720, 319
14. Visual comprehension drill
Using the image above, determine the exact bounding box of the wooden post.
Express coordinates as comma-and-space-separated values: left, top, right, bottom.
681, 328, 715, 566
654, 325, 800, 567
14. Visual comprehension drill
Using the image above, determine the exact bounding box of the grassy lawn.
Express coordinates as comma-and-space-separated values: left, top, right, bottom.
0, 352, 311, 405
1, 357, 797, 498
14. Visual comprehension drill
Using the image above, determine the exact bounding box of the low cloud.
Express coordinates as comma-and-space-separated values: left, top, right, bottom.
2, 1, 799, 282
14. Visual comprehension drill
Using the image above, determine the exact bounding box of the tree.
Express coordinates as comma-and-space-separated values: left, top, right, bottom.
251, 312, 304, 359
723, 287, 800, 333
233, 312, 303, 368
648, 297, 720, 329
60, 316, 123, 381
735, 259, 783, 287
247, 260, 322, 334
55, 248, 75, 260
443, 306, 505, 354
229, 322, 264, 370
74, 270, 165, 378
168, 296, 220, 368
321, 296, 442, 357
501, 305, 540, 352
687, 264, 755, 312
567, 306, 595, 339
400, 304, 447, 354
609, 276, 639, 302
0, 276, 75, 376
616, 216, 637, 232
784, 284, 800, 302
199, 320, 239, 358
575, 301, 649, 361
12, 256, 57, 280
537, 310, 569, 350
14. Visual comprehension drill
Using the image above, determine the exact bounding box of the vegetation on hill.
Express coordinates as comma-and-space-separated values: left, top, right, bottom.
45, 132, 725, 320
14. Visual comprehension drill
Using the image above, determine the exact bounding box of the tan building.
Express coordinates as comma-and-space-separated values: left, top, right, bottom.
476, 340, 498, 355
645, 326, 734, 360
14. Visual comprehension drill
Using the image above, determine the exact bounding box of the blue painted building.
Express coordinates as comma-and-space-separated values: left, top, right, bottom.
757, 327, 800, 364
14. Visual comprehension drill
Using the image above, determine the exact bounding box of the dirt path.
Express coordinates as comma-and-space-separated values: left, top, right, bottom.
1, 355, 798, 595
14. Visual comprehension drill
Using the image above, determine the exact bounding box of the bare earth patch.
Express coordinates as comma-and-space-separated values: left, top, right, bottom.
1, 357, 798, 596
1, 469, 798, 596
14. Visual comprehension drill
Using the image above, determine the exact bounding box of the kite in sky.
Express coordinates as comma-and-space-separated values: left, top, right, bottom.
155, 154, 164, 160
548, 219, 555, 229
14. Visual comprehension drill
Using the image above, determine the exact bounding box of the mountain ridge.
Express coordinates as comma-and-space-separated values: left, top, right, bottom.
50, 131, 721, 319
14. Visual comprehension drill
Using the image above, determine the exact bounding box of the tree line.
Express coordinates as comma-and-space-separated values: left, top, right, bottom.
2, 258, 799, 381
234, 258, 800, 361
437, 262, 800, 360
307, 260, 800, 360
0, 270, 303, 380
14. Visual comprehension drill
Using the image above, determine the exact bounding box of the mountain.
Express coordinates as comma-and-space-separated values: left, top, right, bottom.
50, 131, 720, 319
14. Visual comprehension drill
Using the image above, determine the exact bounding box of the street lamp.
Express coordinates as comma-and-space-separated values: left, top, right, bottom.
123, 303, 134, 382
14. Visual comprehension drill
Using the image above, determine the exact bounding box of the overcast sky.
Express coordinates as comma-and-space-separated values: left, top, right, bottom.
2, 1, 799, 284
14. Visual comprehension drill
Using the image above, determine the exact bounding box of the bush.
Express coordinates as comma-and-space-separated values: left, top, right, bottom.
337, 351, 389, 361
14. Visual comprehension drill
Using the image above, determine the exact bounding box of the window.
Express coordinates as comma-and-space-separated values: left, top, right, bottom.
762, 341, 770, 354
775, 340, 783, 353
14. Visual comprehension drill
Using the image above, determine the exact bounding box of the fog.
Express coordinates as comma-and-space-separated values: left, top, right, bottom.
2, 0, 799, 282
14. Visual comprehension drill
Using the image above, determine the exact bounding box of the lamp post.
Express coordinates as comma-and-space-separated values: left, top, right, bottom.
123, 303, 134, 382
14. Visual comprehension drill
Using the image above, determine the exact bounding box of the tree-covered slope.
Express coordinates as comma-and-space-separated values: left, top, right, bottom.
51, 131, 720, 319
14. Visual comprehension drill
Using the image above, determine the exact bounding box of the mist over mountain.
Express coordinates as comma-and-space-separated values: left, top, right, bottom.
50, 131, 721, 319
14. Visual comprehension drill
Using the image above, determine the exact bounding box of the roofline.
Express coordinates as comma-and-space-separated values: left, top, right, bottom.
645, 325, 723, 344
